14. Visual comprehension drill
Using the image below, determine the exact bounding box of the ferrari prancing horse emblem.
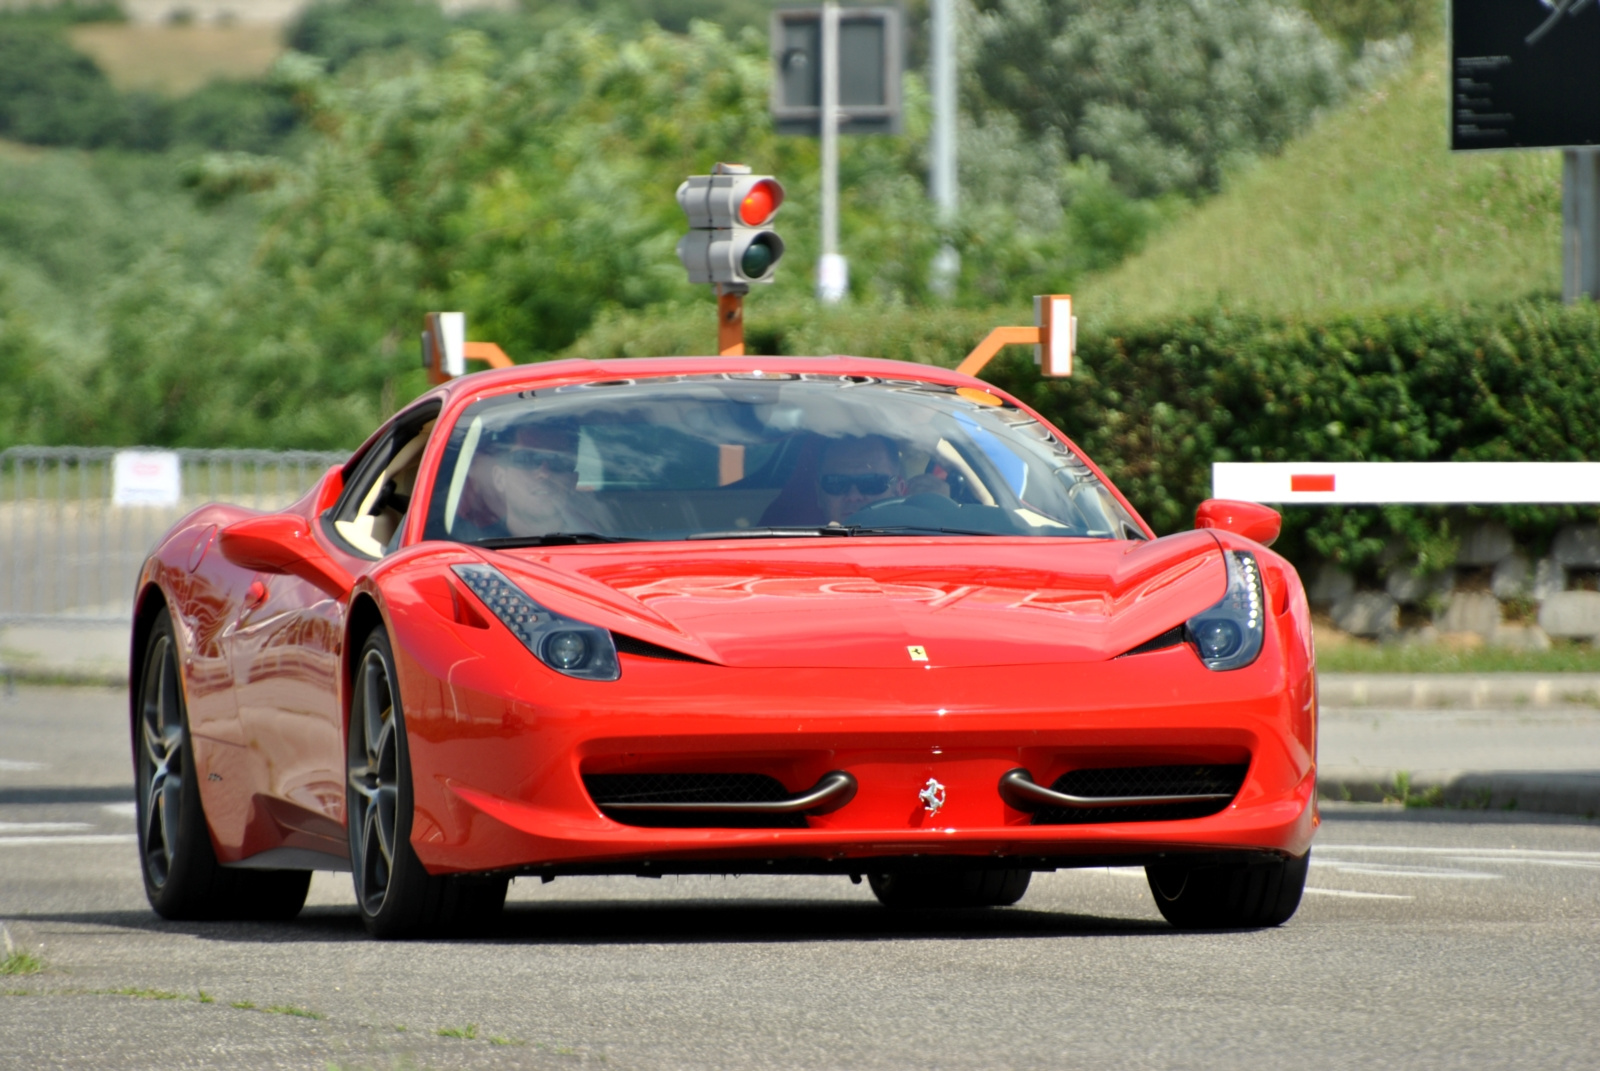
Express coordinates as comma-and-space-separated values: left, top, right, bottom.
907, 645, 928, 662
919, 777, 947, 815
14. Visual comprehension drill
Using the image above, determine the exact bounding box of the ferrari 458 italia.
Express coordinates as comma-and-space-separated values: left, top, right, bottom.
131, 354, 1316, 937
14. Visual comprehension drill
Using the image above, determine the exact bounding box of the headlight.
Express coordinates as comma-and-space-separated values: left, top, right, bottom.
1186, 550, 1265, 671
451, 563, 620, 681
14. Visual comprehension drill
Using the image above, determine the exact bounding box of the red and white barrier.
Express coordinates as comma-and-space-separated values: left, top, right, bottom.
1211, 462, 1600, 504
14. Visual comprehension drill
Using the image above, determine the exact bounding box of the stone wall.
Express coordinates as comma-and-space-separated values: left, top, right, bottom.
1309, 523, 1600, 647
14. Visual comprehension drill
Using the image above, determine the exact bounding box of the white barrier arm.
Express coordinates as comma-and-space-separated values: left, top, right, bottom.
1212, 462, 1600, 504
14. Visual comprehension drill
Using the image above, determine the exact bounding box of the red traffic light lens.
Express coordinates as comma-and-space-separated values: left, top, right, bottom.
739, 180, 782, 226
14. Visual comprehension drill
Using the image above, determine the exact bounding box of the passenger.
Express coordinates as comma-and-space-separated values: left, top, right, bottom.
491, 424, 613, 537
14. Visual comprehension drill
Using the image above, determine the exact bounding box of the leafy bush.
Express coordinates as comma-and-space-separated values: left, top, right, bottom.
1298, 0, 1441, 53
0, 26, 128, 147
563, 296, 1600, 570
970, 0, 1346, 197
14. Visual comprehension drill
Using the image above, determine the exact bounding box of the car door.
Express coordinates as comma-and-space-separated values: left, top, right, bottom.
230, 403, 440, 858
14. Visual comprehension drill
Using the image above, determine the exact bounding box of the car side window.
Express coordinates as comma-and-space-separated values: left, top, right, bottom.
327, 408, 439, 558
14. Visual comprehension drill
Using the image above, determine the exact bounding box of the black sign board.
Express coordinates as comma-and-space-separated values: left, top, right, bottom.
1452, 0, 1600, 150
771, 7, 903, 136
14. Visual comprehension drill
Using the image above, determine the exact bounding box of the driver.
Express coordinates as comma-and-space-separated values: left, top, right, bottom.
815, 435, 949, 523
491, 424, 612, 537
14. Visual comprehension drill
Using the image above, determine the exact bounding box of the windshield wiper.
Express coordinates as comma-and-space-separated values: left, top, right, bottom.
689, 524, 1013, 540
844, 524, 1012, 537
476, 532, 640, 548
688, 525, 856, 540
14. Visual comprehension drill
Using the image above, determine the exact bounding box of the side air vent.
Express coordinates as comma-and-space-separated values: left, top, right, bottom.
1118, 625, 1186, 657
1019, 763, 1248, 825
584, 771, 856, 828
612, 634, 714, 664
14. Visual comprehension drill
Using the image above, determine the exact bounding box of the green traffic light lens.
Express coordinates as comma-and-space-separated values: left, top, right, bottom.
741, 236, 778, 279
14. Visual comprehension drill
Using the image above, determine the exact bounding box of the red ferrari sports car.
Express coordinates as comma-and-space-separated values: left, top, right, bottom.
131, 354, 1316, 938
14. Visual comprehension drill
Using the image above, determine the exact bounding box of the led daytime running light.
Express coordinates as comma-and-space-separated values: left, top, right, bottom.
451, 563, 619, 682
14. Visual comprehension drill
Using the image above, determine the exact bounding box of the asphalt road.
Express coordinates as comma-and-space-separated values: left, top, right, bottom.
2, 685, 1598, 1070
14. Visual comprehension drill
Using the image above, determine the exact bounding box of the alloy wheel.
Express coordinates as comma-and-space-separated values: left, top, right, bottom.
137, 633, 185, 889
349, 648, 400, 917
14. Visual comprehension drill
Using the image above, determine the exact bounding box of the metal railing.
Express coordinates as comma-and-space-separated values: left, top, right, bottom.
1, 446, 347, 626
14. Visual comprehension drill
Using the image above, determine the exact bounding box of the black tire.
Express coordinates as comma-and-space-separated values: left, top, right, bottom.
347, 628, 508, 939
1145, 850, 1310, 929
135, 607, 310, 921
868, 869, 1032, 909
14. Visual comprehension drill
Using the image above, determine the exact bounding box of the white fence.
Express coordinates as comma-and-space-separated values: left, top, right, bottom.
1213, 462, 1600, 504
0, 447, 346, 626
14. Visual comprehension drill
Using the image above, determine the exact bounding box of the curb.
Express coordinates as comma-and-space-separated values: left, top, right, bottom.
1319, 673, 1600, 709
1319, 766, 1600, 819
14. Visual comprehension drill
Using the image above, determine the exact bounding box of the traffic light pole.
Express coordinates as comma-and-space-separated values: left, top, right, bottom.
816, 0, 847, 304
717, 285, 746, 356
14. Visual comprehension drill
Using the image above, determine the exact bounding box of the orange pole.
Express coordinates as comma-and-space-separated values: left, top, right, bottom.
955, 326, 1041, 378
718, 291, 745, 356
463, 341, 513, 369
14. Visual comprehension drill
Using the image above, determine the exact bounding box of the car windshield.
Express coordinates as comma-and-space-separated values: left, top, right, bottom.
422, 373, 1144, 544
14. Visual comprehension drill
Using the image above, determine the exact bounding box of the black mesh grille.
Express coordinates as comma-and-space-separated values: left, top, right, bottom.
583, 773, 805, 828
1031, 763, 1248, 825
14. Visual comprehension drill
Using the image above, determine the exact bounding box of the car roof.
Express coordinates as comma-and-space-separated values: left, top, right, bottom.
426, 354, 992, 407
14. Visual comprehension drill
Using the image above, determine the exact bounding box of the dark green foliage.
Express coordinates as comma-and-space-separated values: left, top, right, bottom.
0, 13, 297, 154
0, 26, 128, 147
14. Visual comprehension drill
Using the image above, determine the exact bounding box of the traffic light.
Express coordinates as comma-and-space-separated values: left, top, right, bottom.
676, 166, 786, 287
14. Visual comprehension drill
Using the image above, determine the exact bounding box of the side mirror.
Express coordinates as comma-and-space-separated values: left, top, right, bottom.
1195, 499, 1281, 547
219, 514, 353, 598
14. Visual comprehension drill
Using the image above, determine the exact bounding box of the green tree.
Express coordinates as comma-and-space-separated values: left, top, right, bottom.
970, 0, 1346, 197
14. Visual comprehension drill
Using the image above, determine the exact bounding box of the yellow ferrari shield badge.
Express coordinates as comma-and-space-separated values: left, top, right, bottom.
907, 645, 929, 662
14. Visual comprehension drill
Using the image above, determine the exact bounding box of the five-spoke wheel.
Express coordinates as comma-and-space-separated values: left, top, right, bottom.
135, 606, 309, 920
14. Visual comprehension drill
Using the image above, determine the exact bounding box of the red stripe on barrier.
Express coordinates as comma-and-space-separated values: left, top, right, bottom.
1290, 474, 1336, 492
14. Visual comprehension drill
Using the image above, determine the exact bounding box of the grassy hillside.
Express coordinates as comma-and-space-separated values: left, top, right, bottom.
0, 140, 258, 360
1078, 44, 1563, 324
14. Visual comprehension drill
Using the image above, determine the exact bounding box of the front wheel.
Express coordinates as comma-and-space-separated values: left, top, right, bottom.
1145, 851, 1310, 929
135, 606, 309, 920
347, 628, 507, 939
868, 869, 1031, 909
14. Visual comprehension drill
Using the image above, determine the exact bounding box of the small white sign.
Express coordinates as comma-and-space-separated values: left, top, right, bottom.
112, 450, 181, 507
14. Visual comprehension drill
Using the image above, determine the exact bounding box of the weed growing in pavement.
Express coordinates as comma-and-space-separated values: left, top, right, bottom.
266, 1004, 326, 1020
109, 987, 185, 1000
197, 990, 214, 1003
1385, 771, 1446, 808
437, 1023, 479, 1039
0, 951, 45, 976
231, 1000, 256, 1009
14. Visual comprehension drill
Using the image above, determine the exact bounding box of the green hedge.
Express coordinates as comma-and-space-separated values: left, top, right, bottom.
565, 297, 1600, 573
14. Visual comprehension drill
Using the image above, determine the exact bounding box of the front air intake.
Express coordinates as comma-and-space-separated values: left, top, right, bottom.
1005, 763, 1248, 825
584, 771, 855, 829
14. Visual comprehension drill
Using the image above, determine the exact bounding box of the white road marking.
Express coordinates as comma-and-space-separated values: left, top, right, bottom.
0, 759, 45, 772
0, 822, 92, 833
101, 802, 137, 819
1440, 855, 1600, 871
1318, 845, 1600, 861
0, 834, 136, 847
1302, 887, 1413, 900
1315, 862, 1501, 880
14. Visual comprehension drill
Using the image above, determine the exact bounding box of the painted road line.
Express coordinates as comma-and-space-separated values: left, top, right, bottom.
0, 822, 92, 833
101, 802, 137, 819
1212, 461, 1600, 504
1302, 888, 1414, 900
0, 760, 45, 772
0, 834, 136, 847
1314, 862, 1501, 880
1317, 846, 1600, 860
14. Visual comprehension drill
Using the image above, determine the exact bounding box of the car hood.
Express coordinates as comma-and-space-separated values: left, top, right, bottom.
485, 532, 1226, 669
